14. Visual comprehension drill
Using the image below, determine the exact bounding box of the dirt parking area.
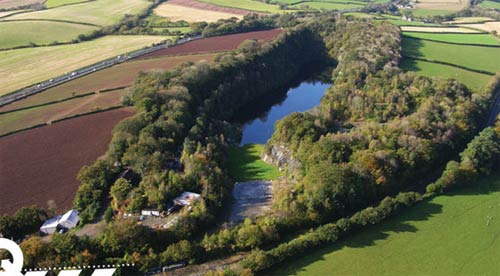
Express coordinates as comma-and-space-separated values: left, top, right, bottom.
229, 180, 273, 222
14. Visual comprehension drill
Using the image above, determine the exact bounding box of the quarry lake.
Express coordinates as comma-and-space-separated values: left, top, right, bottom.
234, 81, 330, 145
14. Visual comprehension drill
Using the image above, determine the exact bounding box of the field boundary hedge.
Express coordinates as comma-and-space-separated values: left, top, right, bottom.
403, 55, 496, 75
0, 18, 101, 27
401, 34, 500, 47
0, 105, 123, 138
0, 86, 126, 115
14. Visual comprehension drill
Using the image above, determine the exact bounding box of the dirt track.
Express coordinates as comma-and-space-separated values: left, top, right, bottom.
0, 108, 134, 215
140, 29, 283, 58
168, 0, 254, 15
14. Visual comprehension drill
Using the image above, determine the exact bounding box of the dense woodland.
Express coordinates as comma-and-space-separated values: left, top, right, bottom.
1, 13, 500, 275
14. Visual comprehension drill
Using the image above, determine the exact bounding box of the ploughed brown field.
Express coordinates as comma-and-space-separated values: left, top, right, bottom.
168, 0, 252, 15
0, 108, 134, 215
140, 29, 283, 58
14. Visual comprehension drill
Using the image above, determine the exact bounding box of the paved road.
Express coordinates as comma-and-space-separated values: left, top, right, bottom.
0, 35, 202, 107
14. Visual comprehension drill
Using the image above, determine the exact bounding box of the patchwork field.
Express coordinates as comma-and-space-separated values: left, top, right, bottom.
227, 144, 280, 182
459, 21, 500, 33
0, 35, 166, 96
0, 53, 217, 112
444, 16, 494, 23
45, 0, 89, 8
0, 0, 43, 9
0, 89, 127, 135
0, 9, 29, 18
140, 29, 283, 58
1, 0, 151, 26
402, 32, 500, 45
164, 0, 251, 15
153, 2, 243, 22
412, 9, 457, 17
400, 58, 492, 90
270, 176, 500, 276
415, 0, 469, 11
402, 37, 500, 74
290, 1, 364, 10
0, 20, 98, 49
196, 0, 282, 13
400, 26, 481, 33
0, 107, 134, 215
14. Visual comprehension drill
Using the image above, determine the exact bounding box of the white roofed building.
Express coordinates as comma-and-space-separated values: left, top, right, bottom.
40, 216, 61, 235
58, 209, 80, 229
40, 210, 80, 235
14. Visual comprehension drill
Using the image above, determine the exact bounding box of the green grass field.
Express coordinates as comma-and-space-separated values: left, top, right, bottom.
45, 0, 89, 8
400, 58, 492, 90
412, 8, 456, 17
271, 176, 500, 275
2, 0, 151, 26
227, 144, 281, 182
0, 35, 166, 96
291, 1, 364, 10
402, 32, 500, 46
480, 0, 500, 10
402, 37, 500, 74
198, 0, 283, 13
0, 20, 98, 49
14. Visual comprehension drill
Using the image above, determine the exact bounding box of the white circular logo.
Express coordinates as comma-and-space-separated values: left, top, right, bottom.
0, 238, 24, 276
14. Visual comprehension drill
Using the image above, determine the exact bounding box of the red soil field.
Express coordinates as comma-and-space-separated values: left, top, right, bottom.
140, 29, 283, 59
168, 0, 254, 15
0, 108, 134, 215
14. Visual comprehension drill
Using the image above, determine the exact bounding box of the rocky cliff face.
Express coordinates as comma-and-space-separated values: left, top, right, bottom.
263, 143, 300, 173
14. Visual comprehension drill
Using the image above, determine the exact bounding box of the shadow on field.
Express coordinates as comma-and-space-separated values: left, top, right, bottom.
265, 199, 443, 275
401, 36, 425, 58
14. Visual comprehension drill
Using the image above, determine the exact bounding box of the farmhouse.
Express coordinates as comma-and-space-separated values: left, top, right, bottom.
173, 192, 201, 206
40, 209, 80, 235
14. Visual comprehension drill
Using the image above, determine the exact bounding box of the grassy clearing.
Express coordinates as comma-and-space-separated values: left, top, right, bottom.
0, 53, 216, 112
227, 144, 280, 182
400, 58, 492, 90
2, 0, 151, 26
197, 0, 283, 13
154, 2, 242, 22
402, 32, 500, 45
0, 35, 166, 96
0, 89, 126, 135
0, 21, 98, 49
271, 176, 500, 276
402, 37, 500, 74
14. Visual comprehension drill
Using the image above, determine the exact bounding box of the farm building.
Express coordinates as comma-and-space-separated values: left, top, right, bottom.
141, 210, 161, 217
173, 192, 201, 206
40, 209, 80, 235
